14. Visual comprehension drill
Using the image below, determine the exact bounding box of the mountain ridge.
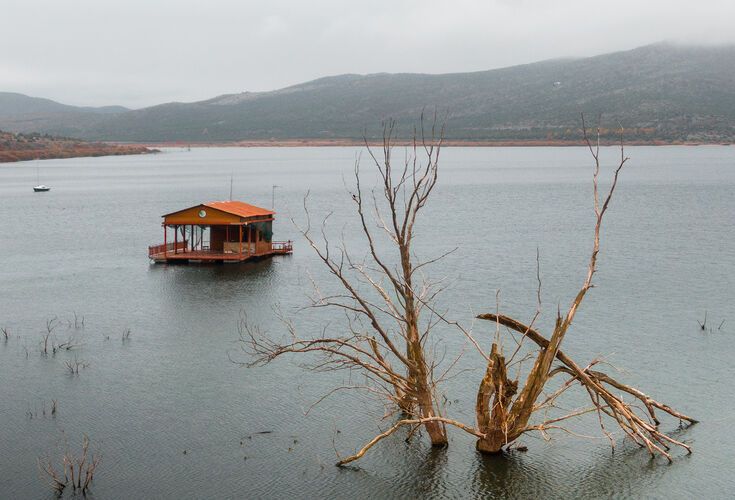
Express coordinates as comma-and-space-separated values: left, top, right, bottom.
2, 42, 734, 143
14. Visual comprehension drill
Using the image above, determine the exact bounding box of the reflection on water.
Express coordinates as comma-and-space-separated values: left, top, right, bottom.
0, 146, 733, 498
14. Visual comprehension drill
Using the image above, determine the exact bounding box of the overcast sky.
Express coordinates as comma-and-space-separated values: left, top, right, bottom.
2, 0, 734, 108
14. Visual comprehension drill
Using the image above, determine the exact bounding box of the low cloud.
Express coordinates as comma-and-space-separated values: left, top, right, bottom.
1, 0, 733, 107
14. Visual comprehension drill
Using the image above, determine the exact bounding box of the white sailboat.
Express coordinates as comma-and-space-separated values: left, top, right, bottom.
33, 164, 50, 192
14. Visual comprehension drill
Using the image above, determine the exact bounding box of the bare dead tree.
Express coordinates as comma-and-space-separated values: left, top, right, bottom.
72, 311, 85, 329
239, 115, 696, 466
38, 434, 100, 495
40, 317, 59, 355
65, 355, 89, 375
469, 116, 697, 461
697, 310, 707, 330
238, 115, 481, 453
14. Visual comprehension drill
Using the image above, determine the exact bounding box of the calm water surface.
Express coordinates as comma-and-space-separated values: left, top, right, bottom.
0, 146, 733, 499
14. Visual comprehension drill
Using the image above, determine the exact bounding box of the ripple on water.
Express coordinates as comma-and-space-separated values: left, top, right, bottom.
0, 146, 733, 498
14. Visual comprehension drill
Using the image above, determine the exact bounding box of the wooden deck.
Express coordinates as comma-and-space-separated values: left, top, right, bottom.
149, 241, 292, 263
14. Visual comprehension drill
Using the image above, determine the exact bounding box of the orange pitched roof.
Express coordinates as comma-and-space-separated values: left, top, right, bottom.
203, 200, 274, 218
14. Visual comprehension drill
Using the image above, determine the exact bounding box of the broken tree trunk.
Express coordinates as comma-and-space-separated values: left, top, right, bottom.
475, 343, 518, 452
476, 312, 698, 460
470, 119, 696, 460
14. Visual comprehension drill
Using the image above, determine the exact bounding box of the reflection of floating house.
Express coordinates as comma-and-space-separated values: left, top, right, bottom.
148, 200, 292, 263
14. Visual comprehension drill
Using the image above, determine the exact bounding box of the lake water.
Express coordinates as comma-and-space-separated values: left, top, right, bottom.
0, 146, 733, 499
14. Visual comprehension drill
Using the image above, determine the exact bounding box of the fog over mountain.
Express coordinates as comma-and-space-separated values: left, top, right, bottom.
3, 0, 735, 109
1, 43, 734, 143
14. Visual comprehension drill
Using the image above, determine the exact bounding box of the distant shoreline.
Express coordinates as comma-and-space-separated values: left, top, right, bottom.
127, 138, 734, 148
0, 148, 157, 163
4, 138, 731, 164
0, 132, 158, 163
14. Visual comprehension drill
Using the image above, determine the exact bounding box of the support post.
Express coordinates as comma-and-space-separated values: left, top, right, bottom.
163, 224, 167, 256
174, 225, 178, 254
239, 225, 242, 256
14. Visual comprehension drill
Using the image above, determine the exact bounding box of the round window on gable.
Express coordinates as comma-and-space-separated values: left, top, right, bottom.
198, 209, 207, 218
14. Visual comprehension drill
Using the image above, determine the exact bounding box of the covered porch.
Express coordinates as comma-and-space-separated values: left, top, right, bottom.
148, 201, 293, 263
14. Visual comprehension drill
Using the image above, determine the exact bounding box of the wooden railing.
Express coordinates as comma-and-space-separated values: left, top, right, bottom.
148, 241, 187, 257
271, 241, 293, 253
149, 240, 291, 259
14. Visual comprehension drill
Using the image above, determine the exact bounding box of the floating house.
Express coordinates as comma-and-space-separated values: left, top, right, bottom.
148, 200, 292, 263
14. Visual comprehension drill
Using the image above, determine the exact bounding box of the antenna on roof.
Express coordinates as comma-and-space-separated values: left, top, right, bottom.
272, 185, 280, 210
